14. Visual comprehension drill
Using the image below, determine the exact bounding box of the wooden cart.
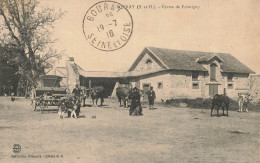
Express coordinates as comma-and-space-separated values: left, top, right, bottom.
31, 75, 67, 113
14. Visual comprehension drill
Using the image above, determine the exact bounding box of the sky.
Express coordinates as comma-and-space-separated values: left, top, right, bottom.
41, 0, 260, 74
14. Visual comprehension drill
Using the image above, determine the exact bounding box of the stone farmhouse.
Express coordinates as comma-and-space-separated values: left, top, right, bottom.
57, 47, 255, 101
125, 47, 255, 101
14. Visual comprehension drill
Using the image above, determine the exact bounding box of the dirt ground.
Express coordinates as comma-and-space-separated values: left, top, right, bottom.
0, 96, 259, 163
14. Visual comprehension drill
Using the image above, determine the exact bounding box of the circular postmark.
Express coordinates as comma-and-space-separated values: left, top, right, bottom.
83, 1, 133, 51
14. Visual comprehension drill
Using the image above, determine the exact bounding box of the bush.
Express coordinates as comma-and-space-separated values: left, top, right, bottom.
165, 98, 260, 112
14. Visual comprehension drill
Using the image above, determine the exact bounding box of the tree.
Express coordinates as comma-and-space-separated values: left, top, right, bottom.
0, 0, 65, 95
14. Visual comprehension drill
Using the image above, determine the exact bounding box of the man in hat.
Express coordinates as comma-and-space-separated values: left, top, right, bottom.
72, 84, 81, 99
128, 87, 143, 116
72, 83, 81, 117
147, 86, 156, 110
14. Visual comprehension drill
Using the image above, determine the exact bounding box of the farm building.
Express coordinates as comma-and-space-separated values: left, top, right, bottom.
60, 47, 255, 101
61, 57, 125, 97
250, 75, 260, 103
124, 47, 255, 101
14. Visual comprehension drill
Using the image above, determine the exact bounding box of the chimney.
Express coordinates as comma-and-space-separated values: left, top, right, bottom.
68, 57, 74, 61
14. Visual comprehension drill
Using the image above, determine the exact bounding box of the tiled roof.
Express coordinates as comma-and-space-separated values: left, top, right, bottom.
129, 47, 255, 74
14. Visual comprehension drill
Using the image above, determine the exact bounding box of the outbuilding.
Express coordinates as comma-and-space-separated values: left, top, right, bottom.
62, 47, 255, 101
125, 47, 255, 101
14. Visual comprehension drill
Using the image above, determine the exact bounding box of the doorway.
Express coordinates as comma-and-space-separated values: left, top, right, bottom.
142, 83, 151, 100
209, 84, 218, 98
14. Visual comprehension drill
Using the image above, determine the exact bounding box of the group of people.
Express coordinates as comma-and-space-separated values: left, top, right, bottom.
128, 86, 156, 116
58, 84, 81, 119
238, 93, 251, 112
57, 83, 157, 118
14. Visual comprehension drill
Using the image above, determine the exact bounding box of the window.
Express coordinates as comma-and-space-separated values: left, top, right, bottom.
158, 82, 163, 89
228, 83, 233, 89
210, 63, 217, 81
192, 71, 199, 81
145, 59, 152, 69
227, 73, 233, 82
192, 83, 199, 89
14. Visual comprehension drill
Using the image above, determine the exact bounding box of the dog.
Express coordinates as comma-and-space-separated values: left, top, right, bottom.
67, 99, 78, 119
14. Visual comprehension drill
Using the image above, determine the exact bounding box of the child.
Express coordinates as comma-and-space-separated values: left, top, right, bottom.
58, 99, 66, 119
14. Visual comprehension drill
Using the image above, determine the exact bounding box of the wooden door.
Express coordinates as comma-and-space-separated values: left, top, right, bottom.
142, 83, 150, 100
209, 84, 218, 98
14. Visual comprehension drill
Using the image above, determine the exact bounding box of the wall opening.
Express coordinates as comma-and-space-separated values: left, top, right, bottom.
157, 82, 163, 89
192, 71, 199, 81
227, 73, 234, 82
210, 63, 217, 81
145, 59, 152, 69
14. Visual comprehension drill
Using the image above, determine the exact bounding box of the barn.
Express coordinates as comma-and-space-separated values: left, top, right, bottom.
60, 47, 255, 101
125, 47, 255, 101
250, 75, 260, 103
63, 57, 126, 98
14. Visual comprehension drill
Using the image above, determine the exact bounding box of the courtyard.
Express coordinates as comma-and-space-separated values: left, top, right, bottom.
0, 96, 259, 163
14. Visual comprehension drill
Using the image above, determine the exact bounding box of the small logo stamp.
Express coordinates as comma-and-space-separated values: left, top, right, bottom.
83, 1, 133, 51
13, 144, 21, 153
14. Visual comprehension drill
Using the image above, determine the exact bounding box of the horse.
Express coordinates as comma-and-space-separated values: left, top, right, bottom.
211, 94, 229, 116
90, 86, 104, 106
116, 87, 131, 107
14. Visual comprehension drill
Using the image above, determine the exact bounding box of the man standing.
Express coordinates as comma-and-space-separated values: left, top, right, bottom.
72, 84, 81, 117
128, 87, 143, 116
147, 86, 156, 110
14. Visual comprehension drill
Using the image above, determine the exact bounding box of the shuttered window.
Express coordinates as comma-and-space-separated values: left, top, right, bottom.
210, 63, 217, 81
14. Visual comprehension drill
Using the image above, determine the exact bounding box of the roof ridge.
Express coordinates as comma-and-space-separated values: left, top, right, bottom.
81, 70, 124, 73
146, 46, 230, 55
132, 46, 255, 74
146, 47, 170, 69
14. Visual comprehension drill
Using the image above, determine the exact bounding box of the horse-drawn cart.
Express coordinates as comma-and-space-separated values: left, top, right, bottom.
31, 75, 67, 113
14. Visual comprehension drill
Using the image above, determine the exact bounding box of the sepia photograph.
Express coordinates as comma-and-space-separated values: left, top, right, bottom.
0, 0, 259, 162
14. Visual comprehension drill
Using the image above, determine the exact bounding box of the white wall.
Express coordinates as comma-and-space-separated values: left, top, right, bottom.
134, 53, 161, 70
66, 60, 79, 93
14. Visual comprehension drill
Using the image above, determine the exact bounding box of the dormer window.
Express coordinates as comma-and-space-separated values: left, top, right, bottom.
145, 59, 152, 69
192, 71, 199, 81
227, 73, 233, 82
210, 63, 217, 81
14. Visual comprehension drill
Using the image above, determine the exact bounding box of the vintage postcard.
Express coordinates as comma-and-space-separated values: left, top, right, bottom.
0, 0, 259, 162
